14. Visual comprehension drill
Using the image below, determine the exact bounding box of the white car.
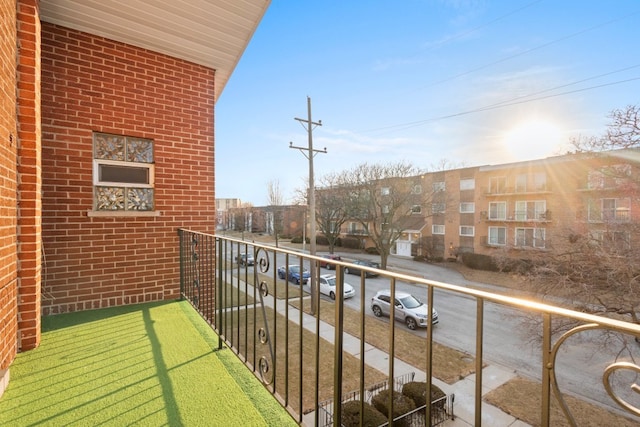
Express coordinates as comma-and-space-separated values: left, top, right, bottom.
318, 274, 356, 300
371, 290, 438, 330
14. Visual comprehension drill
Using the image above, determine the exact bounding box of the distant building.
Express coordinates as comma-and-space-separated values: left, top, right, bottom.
316, 150, 640, 261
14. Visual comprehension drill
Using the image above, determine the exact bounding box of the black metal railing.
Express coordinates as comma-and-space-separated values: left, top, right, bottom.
178, 229, 640, 426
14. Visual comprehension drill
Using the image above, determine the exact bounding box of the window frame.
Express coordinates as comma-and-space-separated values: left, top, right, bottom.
459, 225, 475, 237
91, 132, 156, 214
488, 226, 506, 246
460, 202, 475, 213
460, 178, 475, 191
432, 224, 445, 235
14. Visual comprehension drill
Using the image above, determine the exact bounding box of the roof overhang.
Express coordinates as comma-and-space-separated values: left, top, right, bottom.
39, 0, 270, 102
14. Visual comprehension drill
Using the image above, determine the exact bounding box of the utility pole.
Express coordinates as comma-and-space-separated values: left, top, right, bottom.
290, 96, 326, 315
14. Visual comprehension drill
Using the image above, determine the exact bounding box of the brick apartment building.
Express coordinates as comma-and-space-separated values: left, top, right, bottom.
324, 150, 640, 261
0, 0, 268, 398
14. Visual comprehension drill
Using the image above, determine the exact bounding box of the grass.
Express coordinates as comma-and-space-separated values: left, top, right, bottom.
0, 300, 296, 427
484, 376, 638, 427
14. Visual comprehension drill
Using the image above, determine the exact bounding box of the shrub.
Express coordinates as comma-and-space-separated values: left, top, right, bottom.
341, 400, 387, 427
315, 235, 329, 246
401, 381, 446, 410
290, 236, 310, 244
371, 389, 416, 427
460, 252, 499, 272
365, 247, 379, 255
341, 237, 361, 249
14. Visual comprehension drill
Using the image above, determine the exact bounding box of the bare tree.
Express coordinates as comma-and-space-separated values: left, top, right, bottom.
315, 172, 352, 254
524, 105, 640, 349
266, 180, 284, 247
266, 179, 284, 205
341, 161, 440, 270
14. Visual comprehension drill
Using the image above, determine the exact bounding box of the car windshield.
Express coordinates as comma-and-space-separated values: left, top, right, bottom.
399, 295, 422, 309
324, 277, 336, 286
289, 266, 300, 273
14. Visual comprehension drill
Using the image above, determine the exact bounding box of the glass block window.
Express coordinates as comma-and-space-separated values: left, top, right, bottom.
93, 132, 155, 211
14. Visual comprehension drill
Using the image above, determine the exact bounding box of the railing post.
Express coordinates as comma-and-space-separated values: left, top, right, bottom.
475, 298, 484, 426
541, 313, 552, 426
178, 228, 185, 300
217, 236, 224, 351
333, 266, 345, 426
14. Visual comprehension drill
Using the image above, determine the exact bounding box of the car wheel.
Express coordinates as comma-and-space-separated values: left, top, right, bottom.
327, 264, 333, 270
278, 272, 283, 279
345, 267, 351, 275
296, 278, 300, 285
406, 318, 417, 330
329, 291, 335, 300
372, 305, 382, 317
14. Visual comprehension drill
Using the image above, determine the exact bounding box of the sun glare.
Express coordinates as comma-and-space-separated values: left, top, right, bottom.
503, 119, 567, 161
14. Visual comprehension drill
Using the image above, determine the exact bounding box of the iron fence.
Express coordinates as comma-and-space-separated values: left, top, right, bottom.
178, 229, 640, 426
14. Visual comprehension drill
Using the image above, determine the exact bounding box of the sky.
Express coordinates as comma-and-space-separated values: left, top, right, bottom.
215, 0, 640, 206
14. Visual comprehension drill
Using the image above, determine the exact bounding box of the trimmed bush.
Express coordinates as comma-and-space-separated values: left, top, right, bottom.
290, 236, 310, 244
371, 389, 416, 427
460, 252, 499, 272
365, 247, 379, 255
315, 235, 329, 246
341, 237, 361, 249
341, 400, 387, 427
401, 381, 446, 410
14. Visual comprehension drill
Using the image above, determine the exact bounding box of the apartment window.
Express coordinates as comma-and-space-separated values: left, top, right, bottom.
588, 164, 631, 189
460, 202, 475, 213
489, 176, 506, 194
348, 222, 359, 234
488, 202, 507, 220
460, 178, 475, 190
432, 203, 445, 214
533, 173, 547, 191
381, 187, 390, 195
514, 200, 546, 220
588, 198, 631, 222
432, 181, 445, 192
515, 172, 547, 192
488, 227, 506, 245
515, 228, 545, 248
592, 230, 631, 251
382, 205, 390, 214
411, 205, 422, 214
432, 224, 445, 235
411, 184, 422, 194
93, 132, 154, 211
459, 226, 474, 237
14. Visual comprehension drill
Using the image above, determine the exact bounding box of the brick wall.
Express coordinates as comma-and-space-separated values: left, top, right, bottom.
41, 23, 216, 315
0, 0, 18, 371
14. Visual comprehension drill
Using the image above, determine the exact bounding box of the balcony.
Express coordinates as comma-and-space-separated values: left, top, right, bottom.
482, 210, 551, 222
485, 184, 552, 196
3, 230, 640, 426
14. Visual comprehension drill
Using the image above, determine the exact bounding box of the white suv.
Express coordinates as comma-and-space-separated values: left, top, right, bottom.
371, 290, 439, 330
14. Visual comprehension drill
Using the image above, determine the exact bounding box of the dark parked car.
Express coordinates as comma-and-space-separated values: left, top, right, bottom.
345, 259, 380, 277
371, 290, 439, 330
319, 254, 341, 270
236, 253, 254, 266
277, 265, 311, 285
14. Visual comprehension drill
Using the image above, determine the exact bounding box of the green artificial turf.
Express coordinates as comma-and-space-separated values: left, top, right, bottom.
0, 300, 297, 426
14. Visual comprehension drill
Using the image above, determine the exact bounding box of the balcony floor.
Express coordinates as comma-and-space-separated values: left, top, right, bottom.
0, 300, 296, 426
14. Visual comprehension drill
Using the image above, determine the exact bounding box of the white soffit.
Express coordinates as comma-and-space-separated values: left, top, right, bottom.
39, 0, 270, 101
